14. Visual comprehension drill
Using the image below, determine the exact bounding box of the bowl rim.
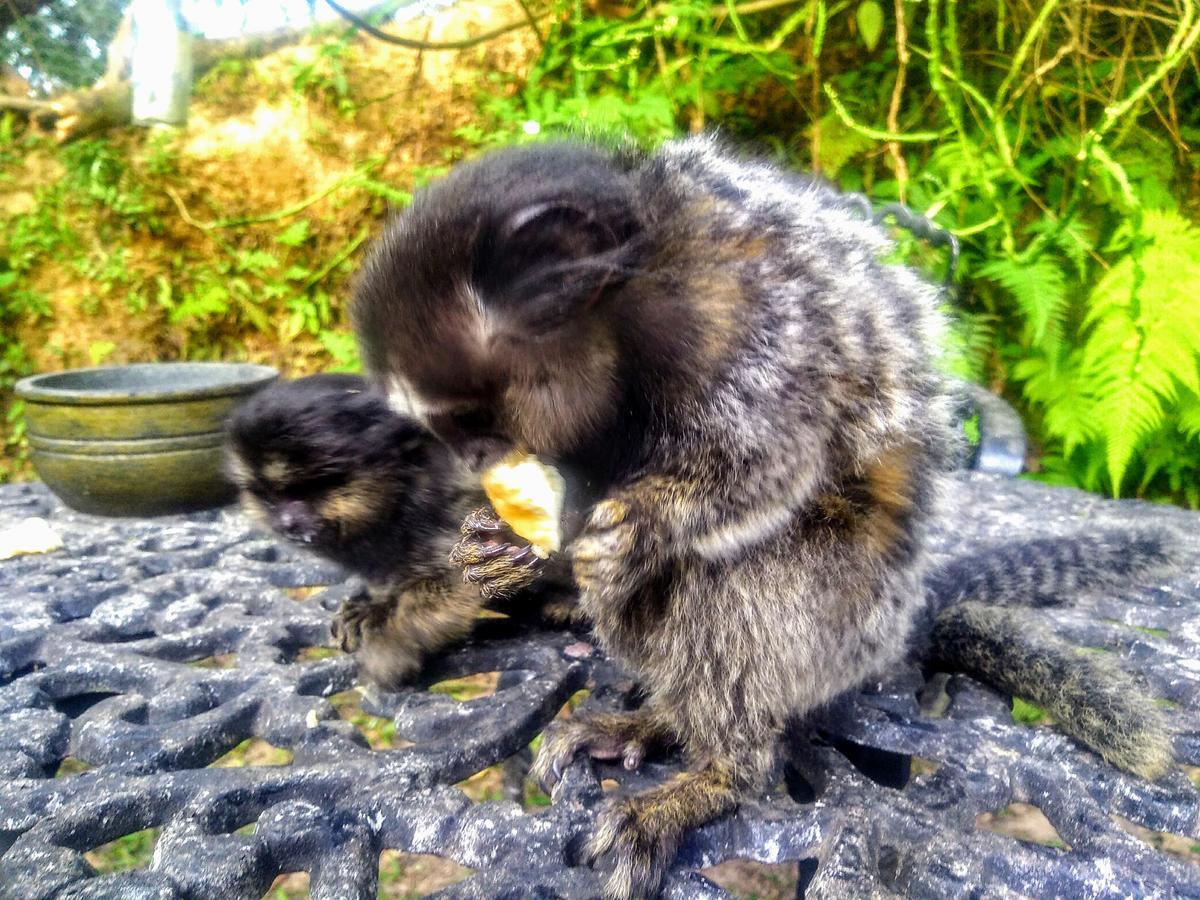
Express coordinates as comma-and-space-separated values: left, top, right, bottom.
15, 362, 279, 406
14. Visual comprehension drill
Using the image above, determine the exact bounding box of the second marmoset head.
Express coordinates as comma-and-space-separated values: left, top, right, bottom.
224, 372, 473, 583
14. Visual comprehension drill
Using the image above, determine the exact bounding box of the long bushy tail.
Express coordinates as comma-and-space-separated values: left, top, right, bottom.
928, 602, 1173, 780
918, 527, 1179, 780
924, 528, 1176, 617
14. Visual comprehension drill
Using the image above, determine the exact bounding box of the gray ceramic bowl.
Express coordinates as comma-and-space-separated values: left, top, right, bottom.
15, 362, 278, 516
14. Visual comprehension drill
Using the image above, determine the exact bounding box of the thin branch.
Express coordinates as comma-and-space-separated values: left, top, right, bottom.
514, 0, 546, 48
165, 186, 212, 230
323, 0, 548, 51
0, 93, 54, 112
822, 84, 944, 142
885, 0, 910, 201
994, 0, 1061, 114
167, 166, 378, 231
730, 0, 807, 13
304, 226, 370, 290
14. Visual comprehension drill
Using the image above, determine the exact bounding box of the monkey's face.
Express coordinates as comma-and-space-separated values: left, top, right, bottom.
227, 449, 369, 549
225, 376, 434, 551
352, 143, 644, 470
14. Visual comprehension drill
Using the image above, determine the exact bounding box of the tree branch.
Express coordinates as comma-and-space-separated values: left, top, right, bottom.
323, 0, 549, 51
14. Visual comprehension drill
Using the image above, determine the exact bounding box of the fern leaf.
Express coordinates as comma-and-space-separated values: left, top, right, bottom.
1081, 210, 1200, 495
940, 309, 995, 382
1027, 218, 1096, 279
1179, 392, 1200, 442
978, 256, 1068, 349
1012, 351, 1095, 455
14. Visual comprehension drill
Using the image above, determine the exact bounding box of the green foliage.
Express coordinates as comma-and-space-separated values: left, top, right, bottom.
1020, 209, 1200, 499
290, 38, 356, 117
85, 828, 158, 874
0, 113, 388, 479
976, 257, 1067, 351
0, 0, 128, 93
3, 1, 1199, 509
467, 0, 810, 147
855, 1, 884, 53
1011, 697, 1051, 726
462, 0, 1200, 508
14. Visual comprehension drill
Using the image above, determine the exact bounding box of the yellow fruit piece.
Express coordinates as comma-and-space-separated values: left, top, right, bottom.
481, 451, 565, 558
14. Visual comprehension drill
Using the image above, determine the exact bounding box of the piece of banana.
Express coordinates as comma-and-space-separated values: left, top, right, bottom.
481, 451, 565, 558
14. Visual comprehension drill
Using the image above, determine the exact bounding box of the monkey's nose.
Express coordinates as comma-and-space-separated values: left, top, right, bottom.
277, 507, 316, 543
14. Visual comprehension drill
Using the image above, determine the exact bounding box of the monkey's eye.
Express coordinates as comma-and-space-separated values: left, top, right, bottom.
282, 473, 344, 499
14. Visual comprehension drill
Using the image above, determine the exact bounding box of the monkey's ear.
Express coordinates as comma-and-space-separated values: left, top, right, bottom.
502, 201, 618, 258
478, 202, 618, 294
477, 201, 624, 335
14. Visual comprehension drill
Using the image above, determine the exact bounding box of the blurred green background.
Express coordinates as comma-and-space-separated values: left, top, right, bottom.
2, 0, 1198, 508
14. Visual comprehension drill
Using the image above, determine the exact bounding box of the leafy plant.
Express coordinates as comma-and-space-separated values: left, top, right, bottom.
290, 38, 356, 117
1018, 210, 1200, 500
3, 0, 1199, 508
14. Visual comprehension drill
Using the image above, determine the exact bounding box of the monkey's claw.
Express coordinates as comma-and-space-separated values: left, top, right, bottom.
330, 590, 387, 653
586, 795, 678, 900
460, 506, 506, 536
531, 716, 650, 794
450, 507, 544, 600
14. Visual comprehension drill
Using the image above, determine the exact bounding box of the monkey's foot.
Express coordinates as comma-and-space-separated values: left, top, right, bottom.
572, 499, 657, 610
532, 710, 669, 792
330, 589, 389, 653
449, 507, 544, 600
585, 761, 738, 900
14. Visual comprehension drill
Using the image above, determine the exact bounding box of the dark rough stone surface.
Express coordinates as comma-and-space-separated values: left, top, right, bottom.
0, 475, 1198, 899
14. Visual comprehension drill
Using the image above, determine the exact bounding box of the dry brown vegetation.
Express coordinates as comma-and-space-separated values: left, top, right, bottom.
1, 0, 542, 480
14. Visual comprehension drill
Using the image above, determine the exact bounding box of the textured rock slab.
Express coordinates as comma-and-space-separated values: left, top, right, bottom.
0, 476, 1197, 899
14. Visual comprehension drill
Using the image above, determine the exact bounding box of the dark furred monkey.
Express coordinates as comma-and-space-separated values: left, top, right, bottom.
226, 374, 495, 688
225, 374, 582, 688
353, 136, 953, 897
352, 137, 1177, 897
225, 376, 580, 686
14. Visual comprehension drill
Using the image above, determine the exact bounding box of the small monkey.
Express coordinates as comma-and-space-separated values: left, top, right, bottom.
224, 373, 576, 687
351, 136, 1180, 897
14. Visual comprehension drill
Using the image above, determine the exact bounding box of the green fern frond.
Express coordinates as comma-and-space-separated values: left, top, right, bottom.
1179, 392, 1200, 442
941, 309, 996, 382
978, 256, 1068, 350
1012, 350, 1095, 455
1027, 218, 1095, 279
1081, 210, 1200, 495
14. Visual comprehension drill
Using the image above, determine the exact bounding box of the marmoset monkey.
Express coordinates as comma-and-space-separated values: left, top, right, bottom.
224, 373, 576, 688
352, 136, 1178, 897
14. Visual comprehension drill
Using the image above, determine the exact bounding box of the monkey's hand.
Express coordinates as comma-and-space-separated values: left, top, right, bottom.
572, 497, 660, 611
330, 587, 424, 688
449, 507, 545, 600
330, 586, 390, 654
